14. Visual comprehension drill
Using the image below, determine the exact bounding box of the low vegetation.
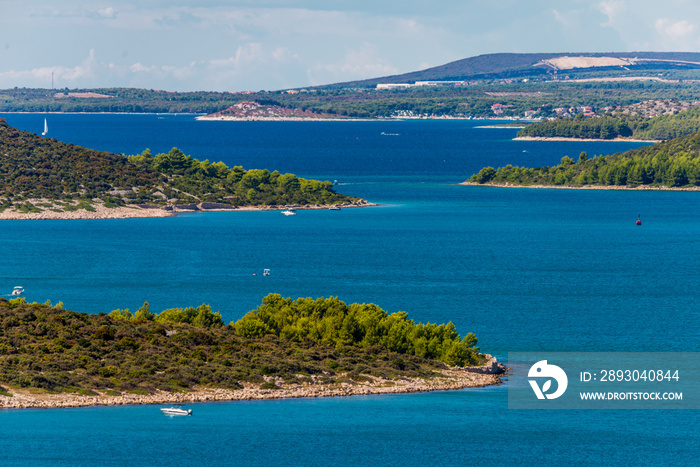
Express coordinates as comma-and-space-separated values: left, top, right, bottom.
0, 295, 483, 395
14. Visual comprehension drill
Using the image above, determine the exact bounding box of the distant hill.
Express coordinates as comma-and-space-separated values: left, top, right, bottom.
331, 52, 700, 88
5, 52, 700, 119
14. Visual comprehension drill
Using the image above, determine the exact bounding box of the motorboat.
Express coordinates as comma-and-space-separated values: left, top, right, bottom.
263, 269, 270, 276
328, 206, 341, 211
281, 209, 296, 216
161, 405, 192, 416
11, 286, 24, 296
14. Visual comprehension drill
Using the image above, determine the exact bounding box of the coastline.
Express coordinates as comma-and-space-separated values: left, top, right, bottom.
476, 125, 527, 129
196, 115, 374, 122
460, 181, 700, 191
0, 200, 377, 221
0, 357, 505, 409
2, 111, 523, 122
513, 136, 659, 143
0, 204, 174, 221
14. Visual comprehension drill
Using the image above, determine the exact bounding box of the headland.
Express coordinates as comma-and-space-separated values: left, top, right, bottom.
0, 356, 504, 410
513, 136, 659, 143
0, 199, 376, 220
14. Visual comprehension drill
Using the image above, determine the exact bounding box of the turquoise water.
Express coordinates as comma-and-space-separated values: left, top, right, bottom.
0, 114, 697, 465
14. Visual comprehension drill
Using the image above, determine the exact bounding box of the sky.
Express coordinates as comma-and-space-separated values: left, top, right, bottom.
2, 0, 700, 92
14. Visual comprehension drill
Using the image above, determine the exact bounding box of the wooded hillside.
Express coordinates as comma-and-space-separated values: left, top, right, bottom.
470, 131, 700, 188
0, 118, 357, 212
0, 295, 483, 395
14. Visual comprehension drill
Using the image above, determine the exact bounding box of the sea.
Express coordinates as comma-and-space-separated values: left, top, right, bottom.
0, 114, 697, 466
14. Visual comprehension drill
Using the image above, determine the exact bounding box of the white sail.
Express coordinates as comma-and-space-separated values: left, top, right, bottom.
42, 119, 48, 136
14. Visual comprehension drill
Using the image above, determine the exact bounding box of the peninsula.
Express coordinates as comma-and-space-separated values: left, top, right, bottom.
0, 118, 370, 219
515, 102, 700, 142
0, 295, 505, 409
196, 101, 355, 121
466, 130, 700, 189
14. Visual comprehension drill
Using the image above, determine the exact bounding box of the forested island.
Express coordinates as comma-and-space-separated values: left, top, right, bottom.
517, 104, 700, 141
468, 131, 700, 188
0, 118, 367, 219
0, 295, 503, 408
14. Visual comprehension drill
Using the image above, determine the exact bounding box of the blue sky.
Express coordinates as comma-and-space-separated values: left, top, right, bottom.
1, 0, 699, 92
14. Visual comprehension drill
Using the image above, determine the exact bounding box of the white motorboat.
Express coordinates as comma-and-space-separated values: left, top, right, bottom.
11, 286, 24, 296
263, 269, 270, 276
281, 209, 296, 216
42, 119, 48, 136
161, 405, 192, 416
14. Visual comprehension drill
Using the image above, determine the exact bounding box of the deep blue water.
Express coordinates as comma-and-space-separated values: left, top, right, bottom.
0, 114, 697, 466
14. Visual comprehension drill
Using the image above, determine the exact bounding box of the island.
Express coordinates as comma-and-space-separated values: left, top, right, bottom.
466, 130, 700, 190
0, 295, 505, 409
196, 101, 357, 121
0, 118, 372, 220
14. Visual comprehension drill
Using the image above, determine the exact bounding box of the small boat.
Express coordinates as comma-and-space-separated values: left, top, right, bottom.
263, 269, 270, 276
328, 206, 341, 211
636, 214, 642, 226
41, 119, 48, 136
161, 405, 192, 416
281, 209, 296, 216
11, 286, 24, 296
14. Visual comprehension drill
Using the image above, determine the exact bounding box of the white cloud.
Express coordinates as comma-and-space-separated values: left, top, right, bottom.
97, 7, 118, 19
597, 0, 626, 27
0, 49, 100, 88
655, 18, 696, 40
308, 44, 398, 86
654, 18, 699, 49
17, 1, 700, 91
552, 8, 581, 31
209, 43, 267, 68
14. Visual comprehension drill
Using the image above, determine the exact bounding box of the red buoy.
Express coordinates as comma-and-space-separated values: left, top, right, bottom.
636, 214, 641, 226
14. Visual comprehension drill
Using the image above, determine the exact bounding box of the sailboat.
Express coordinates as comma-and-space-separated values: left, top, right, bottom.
41, 119, 48, 136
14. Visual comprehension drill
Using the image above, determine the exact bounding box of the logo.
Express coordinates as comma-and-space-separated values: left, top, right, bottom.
528, 360, 568, 400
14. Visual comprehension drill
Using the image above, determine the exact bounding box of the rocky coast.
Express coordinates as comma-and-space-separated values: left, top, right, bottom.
513, 136, 658, 143
0, 357, 505, 410
461, 181, 700, 191
0, 199, 376, 220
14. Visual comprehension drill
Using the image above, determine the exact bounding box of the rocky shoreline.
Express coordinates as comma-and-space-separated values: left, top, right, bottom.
0, 200, 376, 220
513, 136, 658, 143
460, 181, 700, 191
196, 115, 368, 122
0, 357, 506, 410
